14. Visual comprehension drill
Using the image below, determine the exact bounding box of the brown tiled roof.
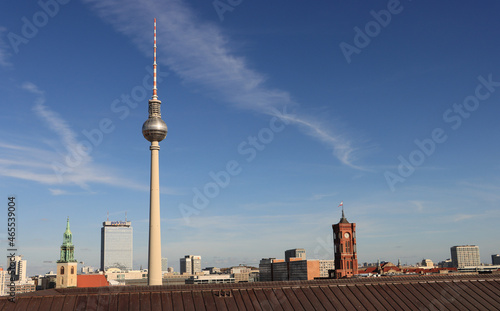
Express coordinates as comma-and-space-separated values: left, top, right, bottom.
2, 274, 500, 310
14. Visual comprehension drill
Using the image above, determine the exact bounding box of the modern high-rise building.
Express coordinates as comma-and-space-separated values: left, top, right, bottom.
492, 254, 500, 265
161, 258, 168, 272
332, 205, 358, 278
100, 220, 133, 271
285, 248, 306, 262
451, 245, 481, 268
258, 258, 275, 282
180, 255, 201, 274
142, 18, 168, 286
56, 218, 77, 288
180, 256, 191, 275
6, 255, 27, 283
3, 255, 36, 294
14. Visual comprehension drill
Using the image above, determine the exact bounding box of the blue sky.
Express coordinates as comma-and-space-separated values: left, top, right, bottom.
1, 0, 500, 275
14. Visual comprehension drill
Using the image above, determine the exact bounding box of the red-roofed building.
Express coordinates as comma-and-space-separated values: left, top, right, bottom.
358, 263, 458, 276
76, 275, 109, 288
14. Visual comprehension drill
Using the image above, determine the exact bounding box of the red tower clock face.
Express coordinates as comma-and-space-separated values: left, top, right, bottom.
344, 232, 350, 239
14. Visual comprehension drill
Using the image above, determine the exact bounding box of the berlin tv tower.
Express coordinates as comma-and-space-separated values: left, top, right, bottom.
142, 18, 167, 286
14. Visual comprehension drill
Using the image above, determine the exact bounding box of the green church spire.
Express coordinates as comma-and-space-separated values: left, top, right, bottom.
58, 217, 77, 263
62, 217, 73, 246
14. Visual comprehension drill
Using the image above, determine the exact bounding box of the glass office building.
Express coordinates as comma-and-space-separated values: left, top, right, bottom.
101, 221, 133, 271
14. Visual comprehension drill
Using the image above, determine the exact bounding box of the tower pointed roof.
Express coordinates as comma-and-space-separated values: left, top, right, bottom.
339, 206, 349, 223
58, 217, 77, 263
62, 217, 73, 247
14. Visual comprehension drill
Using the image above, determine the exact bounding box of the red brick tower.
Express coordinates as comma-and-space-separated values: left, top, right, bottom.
332, 205, 358, 278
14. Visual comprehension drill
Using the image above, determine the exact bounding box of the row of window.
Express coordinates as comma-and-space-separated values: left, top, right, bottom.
336, 243, 357, 254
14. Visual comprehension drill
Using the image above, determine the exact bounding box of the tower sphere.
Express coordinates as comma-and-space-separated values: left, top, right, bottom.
142, 117, 168, 142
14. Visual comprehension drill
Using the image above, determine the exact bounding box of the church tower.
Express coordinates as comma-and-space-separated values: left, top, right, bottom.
332, 204, 358, 278
56, 218, 78, 288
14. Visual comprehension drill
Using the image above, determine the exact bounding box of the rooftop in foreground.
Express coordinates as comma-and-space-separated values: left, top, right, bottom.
3, 273, 500, 310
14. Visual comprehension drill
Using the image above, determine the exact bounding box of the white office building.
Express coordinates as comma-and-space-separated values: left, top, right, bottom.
451, 245, 480, 268
101, 221, 133, 271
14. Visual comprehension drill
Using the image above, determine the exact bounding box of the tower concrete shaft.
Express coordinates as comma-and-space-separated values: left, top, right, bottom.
148, 141, 162, 285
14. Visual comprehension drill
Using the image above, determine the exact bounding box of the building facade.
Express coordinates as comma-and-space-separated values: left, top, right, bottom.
180, 255, 201, 274
319, 260, 335, 278
272, 260, 288, 281
100, 221, 133, 271
185, 275, 235, 285
492, 254, 500, 265
285, 248, 306, 262
56, 218, 78, 288
332, 210, 358, 278
6, 255, 27, 283
258, 258, 274, 282
450, 245, 480, 268
2, 256, 36, 296
288, 259, 320, 280
420, 259, 434, 268
258, 257, 328, 281
161, 258, 168, 272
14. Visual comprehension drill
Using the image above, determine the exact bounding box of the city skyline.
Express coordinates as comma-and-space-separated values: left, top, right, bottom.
1, 1, 500, 276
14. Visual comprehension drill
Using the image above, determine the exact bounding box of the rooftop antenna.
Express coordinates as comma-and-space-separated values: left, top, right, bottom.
107, 211, 109, 221
125, 211, 127, 222
152, 17, 158, 100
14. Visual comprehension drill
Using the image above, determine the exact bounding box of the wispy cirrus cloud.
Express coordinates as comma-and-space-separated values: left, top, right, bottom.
83, 0, 363, 167
23, 82, 92, 172
0, 82, 180, 194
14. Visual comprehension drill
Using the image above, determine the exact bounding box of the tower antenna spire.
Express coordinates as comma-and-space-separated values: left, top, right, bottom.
152, 17, 158, 100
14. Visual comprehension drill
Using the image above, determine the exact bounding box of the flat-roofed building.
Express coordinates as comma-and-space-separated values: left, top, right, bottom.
185, 274, 235, 284
180, 255, 201, 275
100, 221, 133, 271
285, 248, 306, 262
289, 259, 320, 280
258, 258, 274, 282
451, 245, 480, 268
319, 260, 335, 278
161, 258, 168, 273
272, 260, 288, 281
492, 254, 500, 265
